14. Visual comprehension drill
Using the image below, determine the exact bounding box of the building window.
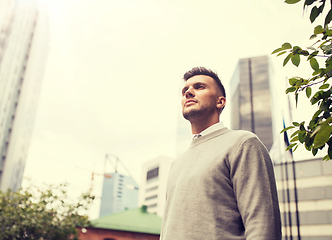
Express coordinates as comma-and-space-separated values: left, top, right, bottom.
145, 195, 157, 201
147, 167, 159, 180
146, 186, 158, 193
147, 203, 157, 208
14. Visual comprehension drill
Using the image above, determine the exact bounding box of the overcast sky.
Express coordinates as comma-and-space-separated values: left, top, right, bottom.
22, 0, 321, 219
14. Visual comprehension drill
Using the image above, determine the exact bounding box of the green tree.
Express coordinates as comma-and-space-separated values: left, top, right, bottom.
0, 183, 95, 240
273, 0, 332, 160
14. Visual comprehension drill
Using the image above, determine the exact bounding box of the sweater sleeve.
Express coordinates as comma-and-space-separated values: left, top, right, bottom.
230, 136, 282, 240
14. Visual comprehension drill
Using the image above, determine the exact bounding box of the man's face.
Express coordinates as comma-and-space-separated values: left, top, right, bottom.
181, 75, 225, 122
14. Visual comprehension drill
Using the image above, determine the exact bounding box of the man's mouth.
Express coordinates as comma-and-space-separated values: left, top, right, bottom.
184, 100, 197, 106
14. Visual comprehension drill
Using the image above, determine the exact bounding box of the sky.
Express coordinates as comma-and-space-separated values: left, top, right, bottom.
22, 0, 323, 219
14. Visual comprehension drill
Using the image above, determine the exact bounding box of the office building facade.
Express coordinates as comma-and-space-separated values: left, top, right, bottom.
138, 156, 173, 217
230, 55, 274, 150
275, 158, 332, 240
99, 172, 139, 217
0, 0, 48, 191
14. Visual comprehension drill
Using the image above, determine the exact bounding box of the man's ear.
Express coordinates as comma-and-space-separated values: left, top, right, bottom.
217, 96, 226, 111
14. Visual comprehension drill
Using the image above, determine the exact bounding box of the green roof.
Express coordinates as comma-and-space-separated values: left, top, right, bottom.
91, 206, 162, 235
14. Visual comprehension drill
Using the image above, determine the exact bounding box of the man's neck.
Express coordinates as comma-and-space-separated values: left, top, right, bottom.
191, 118, 220, 134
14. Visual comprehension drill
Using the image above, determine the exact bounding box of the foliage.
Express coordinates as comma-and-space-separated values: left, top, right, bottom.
272, 0, 332, 160
0, 183, 95, 240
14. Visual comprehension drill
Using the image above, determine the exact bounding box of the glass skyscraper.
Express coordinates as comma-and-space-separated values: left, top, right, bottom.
99, 172, 139, 217
230, 55, 273, 150
0, 0, 48, 191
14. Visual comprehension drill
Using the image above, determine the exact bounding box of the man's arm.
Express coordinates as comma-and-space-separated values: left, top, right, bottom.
231, 136, 282, 240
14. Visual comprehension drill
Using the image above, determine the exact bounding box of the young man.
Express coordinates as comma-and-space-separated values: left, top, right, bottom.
160, 67, 281, 240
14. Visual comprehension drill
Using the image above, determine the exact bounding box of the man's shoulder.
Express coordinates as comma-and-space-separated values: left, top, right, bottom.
222, 129, 258, 140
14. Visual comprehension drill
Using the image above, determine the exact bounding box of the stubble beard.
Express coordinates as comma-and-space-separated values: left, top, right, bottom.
182, 103, 215, 122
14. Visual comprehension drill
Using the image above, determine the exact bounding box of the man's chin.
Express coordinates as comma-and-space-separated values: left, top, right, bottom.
183, 109, 200, 121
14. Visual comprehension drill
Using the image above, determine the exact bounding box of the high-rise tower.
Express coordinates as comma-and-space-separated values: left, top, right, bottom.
99, 172, 139, 217
230, 55, 273, 150
0, 0, 48, 191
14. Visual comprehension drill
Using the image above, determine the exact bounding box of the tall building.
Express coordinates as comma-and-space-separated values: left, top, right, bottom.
274, 157, 332, 239
99, 172, 139, 217
230, 55, 274, 150
0, 0, 48, 191
138, 156, 173, 217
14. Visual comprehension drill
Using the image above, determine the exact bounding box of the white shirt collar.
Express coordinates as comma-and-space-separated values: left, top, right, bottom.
192, 121, 225, 140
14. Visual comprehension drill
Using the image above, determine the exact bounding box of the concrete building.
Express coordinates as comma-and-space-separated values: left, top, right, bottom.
0, 0, 48, 191
99, 172, 139, 217
229, 55, 332, 239
230, 55, 274, 150
275, 158, 332, 240
138, 156, 173, 217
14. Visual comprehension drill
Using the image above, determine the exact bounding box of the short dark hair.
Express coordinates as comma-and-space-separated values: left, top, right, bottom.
183, 67, 226, 98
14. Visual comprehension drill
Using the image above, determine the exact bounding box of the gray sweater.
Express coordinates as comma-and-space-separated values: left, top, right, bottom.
160, 128, 281, 240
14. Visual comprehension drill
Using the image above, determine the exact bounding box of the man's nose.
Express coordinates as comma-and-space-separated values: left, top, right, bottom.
185, 87, 194, 98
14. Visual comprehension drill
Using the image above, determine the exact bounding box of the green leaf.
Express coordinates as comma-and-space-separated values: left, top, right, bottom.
291, 136, 299, 142
305, 133, 313, 148
291, 54, 301, 67
313, 124, 332, 148
312, 69, 320, 76
280, 125, 295, 133
282, 42, 292, 49
293, 144, 299, 152
283, 53, 292, 66
312, 147, 318, 155
310, 58, 319, 71
325, 9, 332, 26
310, 6, 321, 23
293, 121, 300, 126
311, 97, 320, 105
299, 131, 306, 143
319, 83, 330, 89
286, 86, 296, 93
277, 51, 287, 56
308, 50, 319, 60
285, 0, 301, 3
295, 93, 299, 107
271, 48, 283, 54
328, 146, 332, 159
293, 46, 302, 53
301, 50, 309, 56
291, 130, 300, 138
309, 34, 317, 40
306, 87, 312, 98
325, 29, 332, 36
289, 77, 298, 86
304, 0, 316, 6
322, 154, 330, 160
313, 109, 323, 119
314, 25, 324, 35
286, 143, 297, 151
